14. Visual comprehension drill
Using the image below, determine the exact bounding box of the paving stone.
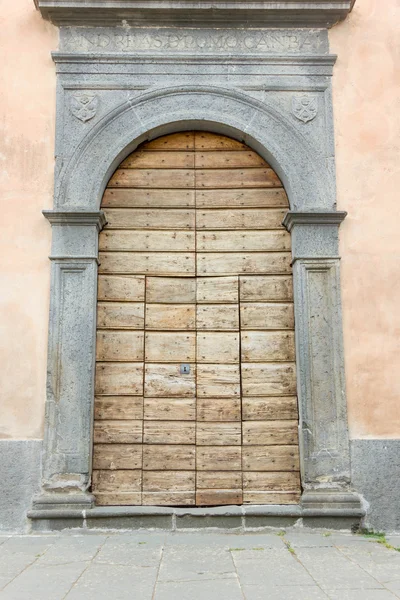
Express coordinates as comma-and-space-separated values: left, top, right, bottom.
37, 535, 108, 565
154, 578, 244, 600
232, 547, 315, 586
326, 590, 399, 600
65, 563, 158, 600
158, 545, 237, 582
94, 534, 163, 566
284, 532, 336, 547
242, 584, 330, 599
0, 536, 56, 588
164, 531, 284, 549
338, 544, 400, 587
387, 537, 400, 548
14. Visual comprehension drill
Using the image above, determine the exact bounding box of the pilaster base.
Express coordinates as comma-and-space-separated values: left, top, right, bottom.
32, 491, 95, 512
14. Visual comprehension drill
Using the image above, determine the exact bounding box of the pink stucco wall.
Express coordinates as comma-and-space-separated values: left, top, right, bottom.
0, 0, 399, 439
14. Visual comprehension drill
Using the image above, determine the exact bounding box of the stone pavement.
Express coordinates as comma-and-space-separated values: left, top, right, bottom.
0, 530, 399, 600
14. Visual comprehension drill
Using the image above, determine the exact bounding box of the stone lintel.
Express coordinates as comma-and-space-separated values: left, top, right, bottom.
283, 210, 347, 232
43, 210, 107, 231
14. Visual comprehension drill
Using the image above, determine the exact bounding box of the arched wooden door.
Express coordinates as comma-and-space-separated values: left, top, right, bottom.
92, 131, 301, 506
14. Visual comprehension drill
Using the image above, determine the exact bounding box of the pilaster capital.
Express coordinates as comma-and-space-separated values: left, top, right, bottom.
43, 210, 107, 232
283, 211, 347, 232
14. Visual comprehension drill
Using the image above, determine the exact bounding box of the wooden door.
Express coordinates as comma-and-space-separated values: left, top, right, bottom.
92, 131, 301, 506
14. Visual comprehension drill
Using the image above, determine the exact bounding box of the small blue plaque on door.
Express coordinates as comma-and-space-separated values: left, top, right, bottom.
180, 364, 190, 375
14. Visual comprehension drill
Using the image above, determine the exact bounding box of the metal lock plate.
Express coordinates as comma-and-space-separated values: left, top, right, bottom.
180, 364, 190, 374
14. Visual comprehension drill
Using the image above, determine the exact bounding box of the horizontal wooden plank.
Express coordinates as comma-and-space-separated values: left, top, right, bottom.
197, 398, 241, 422
196, 422, 241, 446
196, 446, 242, 471
195, 132, 247, 151
143, 445, 196, 470
143, 421, 196, 444
144, 132, 195, 150
197, 208, 286, 230
102, 188, 195, 208
197, 364, 240, 398
196, 471, 242, 490
146, 277, 196, 304
99, 253, 196, 276
144, 397, 196, 421
196, 490, 243, 506
198, 253, 291, 276
241, 363, 297, 396
242, 445, 299, 472
240, 303, 294, 330
196, 189, 288, 208
94, 397, 144, 421
242, 396, 298, 421
146, 304, 196, 330
120, 151, 194, 169
240, 275, 293, 302
197, 332, 239, 364
96, 331, 144, 362
196, 304, 239, 330
103, 208, 195, 229
98, 275, 145, 302
92, 469, 142, 492
94, 492, 142, 506
145, 332, 195, 363
142, 492, 195, 505
99, 230, 195, 252
196, 168, 281, 189
93, 444, 142, 470
241, 331, 295, 362
243, 420, 298, 446
93, 420, 143, 444
242, 471, 301, 492
145, 364, 196, 397
97, 302, 144, 330
243, 491, 300, 504
95, 363, 144, 396
142, 471, 195, 492
108, 169, 195, 188
197, 230, 291, 253
195, 151, 266, 169
196, 276, 238, 304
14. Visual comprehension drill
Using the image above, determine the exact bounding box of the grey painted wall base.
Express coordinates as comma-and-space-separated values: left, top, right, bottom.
351, 439, 400, 533
0, 440, 42, 533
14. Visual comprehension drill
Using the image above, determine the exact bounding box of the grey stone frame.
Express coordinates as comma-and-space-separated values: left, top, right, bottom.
31, 14, 363, 521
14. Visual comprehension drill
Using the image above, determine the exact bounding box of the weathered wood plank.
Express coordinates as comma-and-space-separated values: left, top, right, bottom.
197, 398, 241, 422
94, 397, 144, 421
146, 277, 196, 303
194, 132, 249, 151
143, 421, 196, 444
240, 275, 293, 302
98, 275, 145, 302
196, 471, 242, 489
196, 169, 281, 189
96, 331, 144, 362
242, 445, 299, 471
241, 363, 297, 396
146, 304, 196, 330
92, 469, 142, 491
197, 208, 286, 230
196, 305, 239, 330
197, 253, 291, 276
93, 444, 143, 470
196, 447, 242, 471
197, 364, 240, 398
145, 364, 196, 397
242, 397, 298, 421
99, 230, 195, 252
99, 253, 196, 276
102, 188, 195, 208
143, 132, 195, 150
144, 397, 196, 421
197, 332, 239, 363
196, 276, 238, 304
243, 420, 298, 446
121, 151, 194, 169
197, 230, 290, 253
95, 363, 144, 396
142, 471, 195, 491
196, 422, 241, 446
195, 151, 267, 169
241, 331, 295, 362
94, 492, 142, 506
242, 471, 301, 491
196, 189, 288, 208
142, 492, 195, 505
240, 303, 294, 330
145, 332, 195, 363
97, 302, 144, 329
94, 420, 143, 444
103, 208, 195, 229
108, 169, 195, 188
243, 491, 300, 504
143, 445, 196, 470
196, 490, 243, 505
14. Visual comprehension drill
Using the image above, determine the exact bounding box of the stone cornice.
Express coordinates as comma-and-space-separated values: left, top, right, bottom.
283, 210, 347, 231
43, 210, 107, 231
34, 0, 356, 28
